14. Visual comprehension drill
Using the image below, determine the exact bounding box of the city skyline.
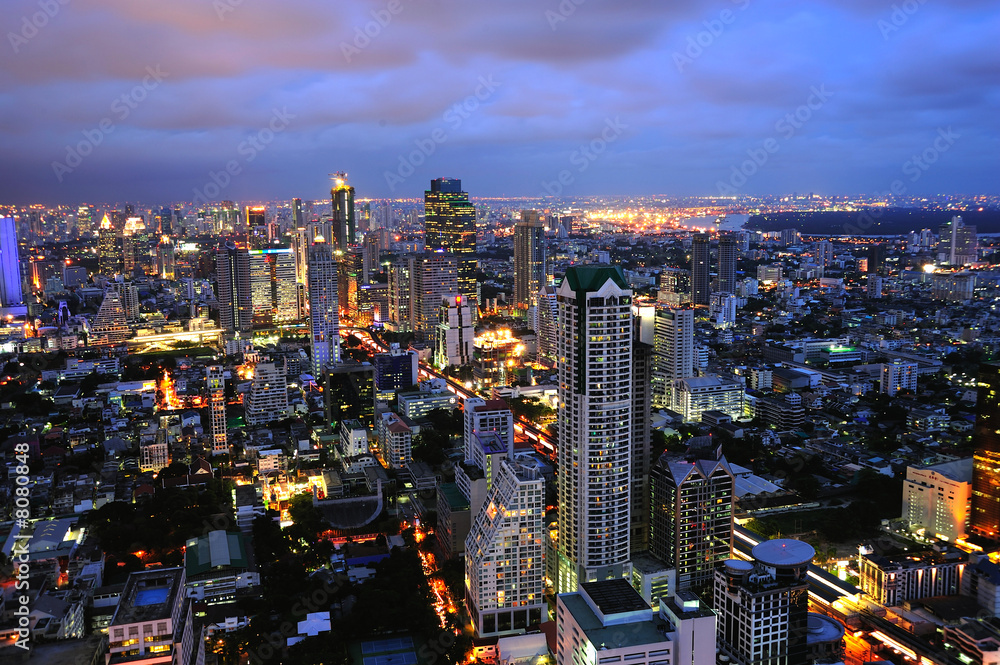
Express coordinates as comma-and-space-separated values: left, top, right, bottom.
1, 1, 997, 203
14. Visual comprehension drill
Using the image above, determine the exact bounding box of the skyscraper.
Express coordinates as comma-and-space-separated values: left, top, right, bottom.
244, 362, 289, 426
248, 248, 298, 324
98, 214, 122, 277
513, 210, 546, 313
970, 363, 1000, 541
292, 197, 303, 228
650, 454, 734, 591
691, 233, 711, 306
555, 265, 632, 594
465, 460, 546, 637
0, 217, 24, 308
939, 216, 978, 265
90, 289, 130, 345
632, 307, 654, 553
435, 294, 474, 368
206, 365, 228, 455
717, 233, 737, 294
651, 306, 695, 409
307, 238, 339, 378
216, 241, 253, 333
330, 173, 356, 251
156, 236, 175, 280
425, 178, 476, 300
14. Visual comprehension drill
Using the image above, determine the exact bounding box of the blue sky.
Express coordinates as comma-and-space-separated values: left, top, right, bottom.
1, 0, 997, 204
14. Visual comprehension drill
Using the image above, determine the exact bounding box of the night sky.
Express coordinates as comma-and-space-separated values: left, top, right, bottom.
1, 0, 997, 204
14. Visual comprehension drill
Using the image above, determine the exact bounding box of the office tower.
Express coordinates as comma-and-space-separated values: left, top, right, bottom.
435, 295, 474, 368
650, 454, 734, 592
248, 248, 297, 324
292, 226, 310, 288
425, 178, 476, 300
715, 540, 813, 665
780, 228, 801, 246
651, 306, 695, 410
330, 173, 355, 251
245, 205, 266, 230
513, 210, 546, 313
970, 364, 1000, 541
463, 397, 515, 467
465, 460, 545, 637
932, 271, 976, 301
157, 236, 175, 280
0, 218, 24, 307
363, 231, 382, 284
903, 459, 972, 544
307, 238, 339, 378
76, 205, 94, 236
814, 240, 833, 267
717, 233, 737, 295
939, 215, 978, 265
691, 233, 710, 306
535, 285, 559, 367
555, 266, 632, 594
123, 216, 150, 276
338, 248, 363, 323
710, 293, 738, 329
216, 241, 253, 333
108, 568, 202, 665
407, 252, 459, 338
98, 215, 122, 276
326, 361, 374, 427
206, 365, 228, 455
155, 207, 172, 236
90, 289, 130, 345
387, 255, 413, 332
672, 375, 744, 423
244, 362, 289, 426
867, 243, 885, 275
373, 344, 418, 401
632, 307, 654, 553
292, 198, 303, 228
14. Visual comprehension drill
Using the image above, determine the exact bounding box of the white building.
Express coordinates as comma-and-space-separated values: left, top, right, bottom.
651, 305, 694, 410
307, 238, 339, 378
556, 580, 716, 665
709, 292, 738, 329
555, 266, 632, 594
672, 375, 744, 423
140, 438, 170, 474
244, 363, 289, 426
881, 360, 918, 396
902, 458, 972, 542
377, 410, 414, 469
435, 294, 474, 368
206, 365, 228, 455
465, 461, 545, 637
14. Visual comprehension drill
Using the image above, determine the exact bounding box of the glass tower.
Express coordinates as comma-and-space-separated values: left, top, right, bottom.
424, 178, 476, 300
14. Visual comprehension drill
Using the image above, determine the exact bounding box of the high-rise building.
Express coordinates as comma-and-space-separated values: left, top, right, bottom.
292, 226, 310, 287
463, 397, 515, 469
970, 363, 1000, 541
425, 178, 476, 300
650, 455, 734, 592
76, 205, 94, 236
867, 243, 885, 276
717, 233, 737, 295
109, 278, 140, 322
157, 236, 175, 280
207, 365, 228, 456
632, 307, 654, 553
376, 410, 414, 469
387, 255, 413, 333
814, 240, 833, 267
90, 289, 130, 345
555, 266, 632, 594
373, 344, 418, 401
414, 252, 459, 337
651, 306, 695, 410
330, 173, 356, 251
939, 215, 978, 265
672, 375, 744, 423
535, 285, 559, 366
363, 231, 382, 284
98, 215, 122, 276
932, 271, 976, 301
513, 211, 546, 313
902, 459, 972, 543
107, 568, 202, 665
338, 248, 364, 323
435, 295, 474, 368
122, 216, 149, 277
714, 541, 813, 665
465, 460, 545, 637
292, 198, 303, 228
307, 238, 339, 378
691, 233, 711, 306
880, 360, 918, 396
216, 241, 253, 334
0, 217, 24, 308
244, 362, 289, 426
248, 248, 298, 324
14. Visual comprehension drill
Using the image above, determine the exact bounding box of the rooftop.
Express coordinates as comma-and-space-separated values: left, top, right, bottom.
111, 567, 183, 626
561, 592, 666, 650
562, 265, 629, 293
752, 539, 815, 568
185, 530, 250, 577
581, 579, 650, 616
